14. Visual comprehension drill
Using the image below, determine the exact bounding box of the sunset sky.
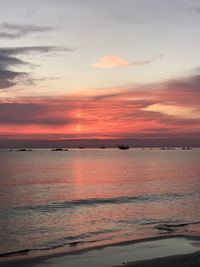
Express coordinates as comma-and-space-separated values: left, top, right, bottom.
0, 0, 200, 147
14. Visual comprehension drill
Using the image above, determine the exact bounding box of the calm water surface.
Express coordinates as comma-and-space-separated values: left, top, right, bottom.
0, 148, 200, 257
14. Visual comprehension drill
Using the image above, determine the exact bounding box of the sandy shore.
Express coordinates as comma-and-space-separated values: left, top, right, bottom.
1, 235, 200, 267
117, 251, 200, 267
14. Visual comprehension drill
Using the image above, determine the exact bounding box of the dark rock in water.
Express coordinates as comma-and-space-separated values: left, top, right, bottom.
117, 145, 129, 150
51, 148, 67, 151
100, 146, 107, 149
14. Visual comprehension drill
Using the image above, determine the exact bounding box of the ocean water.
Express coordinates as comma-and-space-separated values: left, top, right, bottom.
0, 148, 200, 258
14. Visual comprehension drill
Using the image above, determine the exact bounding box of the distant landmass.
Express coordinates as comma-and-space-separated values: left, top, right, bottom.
0, 138, 199, 149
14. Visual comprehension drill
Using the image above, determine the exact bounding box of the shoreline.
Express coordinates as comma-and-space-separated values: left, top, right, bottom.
1, 234, 200, 267
118, 251, 200, 267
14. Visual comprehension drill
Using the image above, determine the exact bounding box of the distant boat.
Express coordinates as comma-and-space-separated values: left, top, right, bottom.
100, 146, 106, 149
51, 148, 67, 151
117, 145, 129, 150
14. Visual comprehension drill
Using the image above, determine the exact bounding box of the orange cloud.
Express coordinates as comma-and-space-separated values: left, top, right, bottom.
0, 97, 199, 141
91, 54, 129, 68
0, 72, 199, 143
143, 104, 200, 119
91, 54, 162, 68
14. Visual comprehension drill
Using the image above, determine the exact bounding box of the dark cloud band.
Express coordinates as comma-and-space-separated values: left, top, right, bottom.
0, 46, 72, 89
0, 23, 54, 39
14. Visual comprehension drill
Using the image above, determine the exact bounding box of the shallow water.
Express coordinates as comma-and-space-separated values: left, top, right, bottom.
0, 148, 200, 257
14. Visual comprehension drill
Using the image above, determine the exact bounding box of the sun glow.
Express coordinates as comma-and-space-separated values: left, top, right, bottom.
76, 113, 82, 118
76, 124, 82, 132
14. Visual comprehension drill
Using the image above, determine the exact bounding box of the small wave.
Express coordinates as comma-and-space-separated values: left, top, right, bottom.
0, 229, 116, 258
0, 244, 67, 258
156, 221, 200, 232
12, 191, 200, 213
0, 249, 30, 258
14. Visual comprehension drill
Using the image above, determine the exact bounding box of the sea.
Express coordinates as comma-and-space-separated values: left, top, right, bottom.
0, 148, 200, 258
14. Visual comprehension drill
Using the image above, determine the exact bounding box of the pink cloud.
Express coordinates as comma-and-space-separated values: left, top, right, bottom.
91, 54, 162, 68
91, 54, 129, 68
0, 71, 199, 142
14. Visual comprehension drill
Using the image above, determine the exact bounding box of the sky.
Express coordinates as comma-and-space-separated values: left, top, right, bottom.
0, 0, 200, 147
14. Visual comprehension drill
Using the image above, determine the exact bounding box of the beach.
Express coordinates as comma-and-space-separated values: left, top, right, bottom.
0, 149, 200, 266
123, 252, 200, 267
1, 235, 200, 267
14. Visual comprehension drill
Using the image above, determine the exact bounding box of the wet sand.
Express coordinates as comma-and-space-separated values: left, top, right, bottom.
1, 235, 200, 267
119, 251, 200, 267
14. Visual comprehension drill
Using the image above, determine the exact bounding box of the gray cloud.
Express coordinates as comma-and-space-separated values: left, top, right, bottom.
0, 102, 75, 126
0, 23, 54, 39
0, 46, 72, 56
93, 72, 200, 106
130, 54, 163, 66
0, 70, 26, 89
0, 46, 72, 89
165, 73, 200, 92
0, 54, 27, 68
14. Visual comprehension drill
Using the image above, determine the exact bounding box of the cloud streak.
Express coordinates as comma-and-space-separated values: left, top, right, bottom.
0, 23, 54, 39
